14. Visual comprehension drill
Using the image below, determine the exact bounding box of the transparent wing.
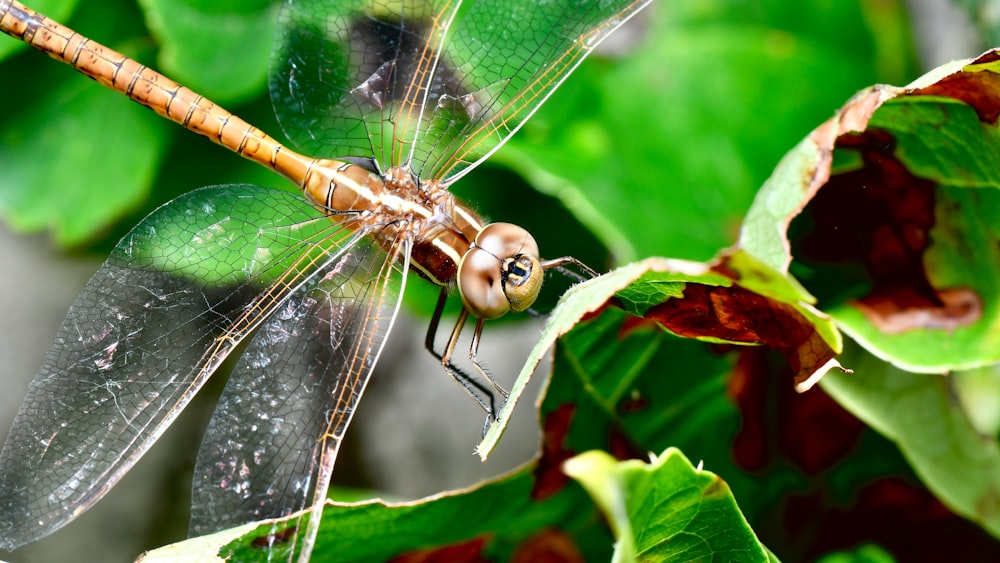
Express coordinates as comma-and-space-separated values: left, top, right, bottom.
269, 0, 651, 183
0, 185, 366, 550
270, 0, 458, 172
424, 0, 651, 183
189, 230, 408, 560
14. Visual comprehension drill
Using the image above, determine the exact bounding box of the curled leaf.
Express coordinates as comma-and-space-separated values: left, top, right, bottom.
479, 249, 846, 460
741, 49, 1000, 373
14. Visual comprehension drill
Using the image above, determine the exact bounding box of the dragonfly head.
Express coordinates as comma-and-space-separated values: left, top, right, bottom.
458, 223, 542, 320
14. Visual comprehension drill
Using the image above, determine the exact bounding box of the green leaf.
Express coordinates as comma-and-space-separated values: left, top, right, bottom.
0, 0, 180, 247
820, 342, 1000, 538
136, 0, 277, 104
0, 0, 286, 248
142, 467, 612, 563
500, 0, 914, 264
564, 449, 773, 563
0, 68, 169, 246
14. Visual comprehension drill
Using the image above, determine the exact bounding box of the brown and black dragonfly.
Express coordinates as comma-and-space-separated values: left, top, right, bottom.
0, 0, 650, 559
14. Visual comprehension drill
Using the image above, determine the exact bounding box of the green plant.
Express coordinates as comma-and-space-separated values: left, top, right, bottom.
2, 0, 999, 562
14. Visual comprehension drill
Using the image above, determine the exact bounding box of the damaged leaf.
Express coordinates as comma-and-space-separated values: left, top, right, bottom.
522, 275, 996, 559
741, 49, 1000, 373
619, 250, 846, 392
477, 250, 846, 459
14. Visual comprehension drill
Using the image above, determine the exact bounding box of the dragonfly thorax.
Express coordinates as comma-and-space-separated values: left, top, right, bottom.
302, 159, 544, 319
301, 158, 388, 214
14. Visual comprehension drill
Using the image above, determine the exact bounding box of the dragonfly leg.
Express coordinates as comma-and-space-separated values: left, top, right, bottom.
468, 316, 509, 401
539, 256, 599, 281
522, 256, 602, 318
425, 288, 498, 421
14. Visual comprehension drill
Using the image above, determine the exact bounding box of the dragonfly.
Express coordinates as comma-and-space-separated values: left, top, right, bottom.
0, 0, 650, 560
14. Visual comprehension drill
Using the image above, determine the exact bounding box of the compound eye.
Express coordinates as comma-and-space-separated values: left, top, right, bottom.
501, 254, 542, 312
458, 246, 509, 319
457, 223, 541, 319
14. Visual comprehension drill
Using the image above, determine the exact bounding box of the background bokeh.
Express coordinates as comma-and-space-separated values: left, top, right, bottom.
0, 0, 991, 561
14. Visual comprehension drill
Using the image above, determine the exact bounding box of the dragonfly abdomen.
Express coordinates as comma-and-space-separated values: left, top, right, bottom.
0, 0, 319, 185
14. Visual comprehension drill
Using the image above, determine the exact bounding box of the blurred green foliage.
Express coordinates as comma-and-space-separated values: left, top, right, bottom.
4, 0, 1000, 562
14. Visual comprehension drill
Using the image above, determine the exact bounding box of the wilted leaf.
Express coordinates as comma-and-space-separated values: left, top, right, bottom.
619, 250, 846, 392
741, 50, 1000, 374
